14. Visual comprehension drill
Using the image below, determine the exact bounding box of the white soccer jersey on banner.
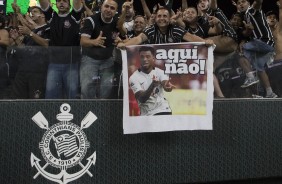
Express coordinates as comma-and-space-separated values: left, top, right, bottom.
122, 43, 214, 134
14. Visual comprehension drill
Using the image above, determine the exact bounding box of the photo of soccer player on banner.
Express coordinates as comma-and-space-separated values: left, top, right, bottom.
122, 43, 214, 134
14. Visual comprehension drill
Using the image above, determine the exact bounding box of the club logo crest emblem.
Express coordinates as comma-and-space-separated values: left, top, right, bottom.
64, 20, 71, 28
31, 103, 97, 184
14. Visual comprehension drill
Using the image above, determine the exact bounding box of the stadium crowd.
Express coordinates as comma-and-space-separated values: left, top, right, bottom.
0, 0, 282, 99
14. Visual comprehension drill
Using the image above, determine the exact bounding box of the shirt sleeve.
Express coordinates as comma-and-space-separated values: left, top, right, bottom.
71, 8, 82, 23
156, 68, 169, 82
172, 25, 187, 40
129, 73, 142, 94
143, 26, 155, 41
80, 17, 95, 37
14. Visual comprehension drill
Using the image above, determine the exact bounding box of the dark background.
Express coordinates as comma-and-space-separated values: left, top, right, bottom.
1, 100, 282, 184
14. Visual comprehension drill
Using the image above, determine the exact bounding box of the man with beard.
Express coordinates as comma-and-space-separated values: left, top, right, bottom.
39, 0, 83, 99
80, 0, 120, 99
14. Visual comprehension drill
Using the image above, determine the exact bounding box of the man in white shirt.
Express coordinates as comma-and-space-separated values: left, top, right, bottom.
129, 46, 175, 116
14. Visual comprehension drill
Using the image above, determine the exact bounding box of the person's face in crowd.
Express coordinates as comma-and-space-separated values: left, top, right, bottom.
133, 16, 146, 33
56, 0, 71, 14
197, 0, 209, 11
230, 14, 243, 29
266, 14, 278, 27
236, 0, 250, 12
183, 8, 198, 24
155, 9, 170, 29
30, 8, 44, 22
101, 0, 118, 22
123, 2, 134, 19
140, 50, 155, 72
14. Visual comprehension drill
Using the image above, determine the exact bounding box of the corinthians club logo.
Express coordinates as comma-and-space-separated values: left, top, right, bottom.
31, 103, 97, 184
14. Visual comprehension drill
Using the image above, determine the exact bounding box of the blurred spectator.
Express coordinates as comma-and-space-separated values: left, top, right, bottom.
0, 14, 10, 98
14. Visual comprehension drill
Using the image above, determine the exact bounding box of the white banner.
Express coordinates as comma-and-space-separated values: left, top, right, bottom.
122, 43, 214, 134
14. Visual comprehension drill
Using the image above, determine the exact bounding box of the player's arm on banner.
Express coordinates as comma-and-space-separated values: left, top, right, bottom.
130, 76, 160, 103
117, 33, 148, 49
162, 79, 176, 92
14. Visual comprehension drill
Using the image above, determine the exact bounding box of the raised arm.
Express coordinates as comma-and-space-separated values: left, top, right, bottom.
135, 81, 158, 103
210, 0, 218, 10
73, 0, 83, 11
181, 0, 188, 10
38, 0, 50, 10
18, 25, 49, 47
207, 16, 222, 35
164, 0, 174, 10
252, 0, 263, 10
82, 0, 94, 16
141, 0, 152, 19
117, 9, 127, 36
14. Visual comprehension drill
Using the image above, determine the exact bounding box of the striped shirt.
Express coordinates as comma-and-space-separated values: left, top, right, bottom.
244, 6, 274, 47
185, 22, 210, 38
206, 8, 238, 41
143, 24, 187, 44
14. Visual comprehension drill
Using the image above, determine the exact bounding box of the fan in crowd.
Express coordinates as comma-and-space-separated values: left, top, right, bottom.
0, 0, 281, 99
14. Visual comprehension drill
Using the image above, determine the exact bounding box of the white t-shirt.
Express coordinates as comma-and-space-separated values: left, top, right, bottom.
129, 68, 172, 116
123, 19, 134, 32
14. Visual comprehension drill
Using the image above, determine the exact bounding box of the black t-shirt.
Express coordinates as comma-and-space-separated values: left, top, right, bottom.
185, 22, 210, 38
16, 24, 50, 72
44, 6, 82, 64
80, 12, 119, 60
206, 8, 238, 41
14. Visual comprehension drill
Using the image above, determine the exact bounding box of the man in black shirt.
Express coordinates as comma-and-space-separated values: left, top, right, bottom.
11, 6, 50, 99
80, 0, 119, 99
39, 0, 82, 99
